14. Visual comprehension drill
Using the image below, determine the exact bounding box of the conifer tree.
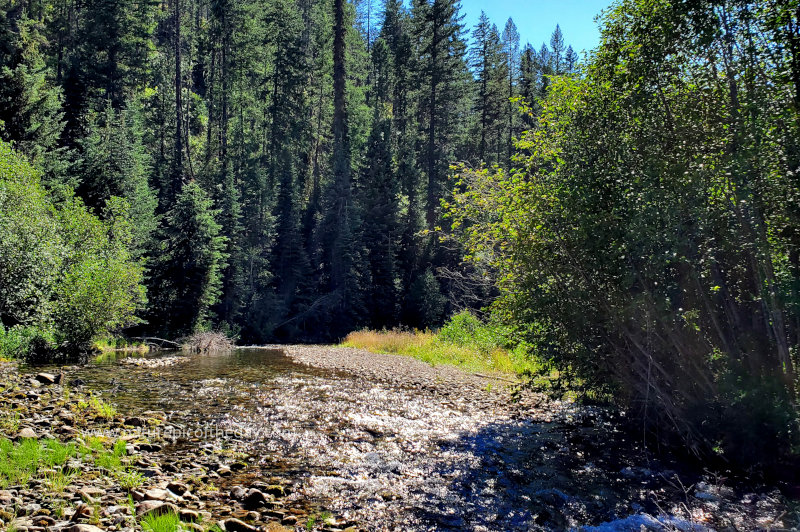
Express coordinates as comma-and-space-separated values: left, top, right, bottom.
147, 181, 228, 337
0, 6, 63, 162
411, 0, 470, 229
360, 38, 399, 328
501, 18, 520, 166
76, 102, 158, 257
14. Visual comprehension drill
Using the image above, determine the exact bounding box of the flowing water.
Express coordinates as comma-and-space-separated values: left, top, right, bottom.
49, 348, 791, 531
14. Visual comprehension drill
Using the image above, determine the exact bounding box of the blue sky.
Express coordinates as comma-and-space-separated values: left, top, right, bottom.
457, 0, 613, 55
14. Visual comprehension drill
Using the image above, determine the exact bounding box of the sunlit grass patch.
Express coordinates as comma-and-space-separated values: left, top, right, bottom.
92, 336, 150, 354
89, 396, 117, 419
342, 312, 543, 377
140, 510, 182, 532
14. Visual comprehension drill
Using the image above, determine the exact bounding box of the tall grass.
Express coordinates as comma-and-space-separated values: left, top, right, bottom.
342, 311, 542, 376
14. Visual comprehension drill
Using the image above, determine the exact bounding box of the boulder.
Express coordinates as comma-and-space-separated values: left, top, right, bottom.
135, 501, 177, 518
17, 427, 37, 440
34, 373, 56, 385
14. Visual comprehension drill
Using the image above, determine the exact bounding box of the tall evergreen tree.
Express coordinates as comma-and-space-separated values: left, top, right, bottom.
411, 0, 470, 229
147, 181, 228, 337
76, 102, 158, 257
501, 18, 519, 166
0, 6, 63, 162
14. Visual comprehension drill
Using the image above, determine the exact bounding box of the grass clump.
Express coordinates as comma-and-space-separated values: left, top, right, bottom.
343, 311, 542, 377
140, 511, 183, 532
0, 437, 42, 487
87, 396, 117, 419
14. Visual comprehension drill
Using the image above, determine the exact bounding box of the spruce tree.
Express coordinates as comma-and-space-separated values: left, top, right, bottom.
147, 181, 228, 337
76, 101, 158, 258
360, 38, 399, 328
411, 0, 470, 229
0, 7, 63, 162
501, 18, 520, 166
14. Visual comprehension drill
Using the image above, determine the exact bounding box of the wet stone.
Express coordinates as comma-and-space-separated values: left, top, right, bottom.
136, 501, 177, 518
223, 518, 258, 532
35, 373, 56, 385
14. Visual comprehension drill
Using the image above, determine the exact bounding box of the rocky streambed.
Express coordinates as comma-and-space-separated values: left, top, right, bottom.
0, 347, 795, 531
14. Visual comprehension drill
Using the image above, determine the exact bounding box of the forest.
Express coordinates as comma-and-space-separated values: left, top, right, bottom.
0, 0, 579, 347
2, 0, 800, 483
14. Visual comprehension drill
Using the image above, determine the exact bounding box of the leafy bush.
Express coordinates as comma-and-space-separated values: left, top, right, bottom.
448, 0, 800, 469
0, 140, 145, 361
438, 310, 512, 354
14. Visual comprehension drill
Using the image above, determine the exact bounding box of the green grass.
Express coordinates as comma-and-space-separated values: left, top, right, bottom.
342, 311, 543, 377
95, 439, 126, 471
0, 437, 43, 487
0, 411, 21, 434
140, 511, 182, 532
0, 436, 139, 494
116, 468, 145, 490
89, 396, 117, 419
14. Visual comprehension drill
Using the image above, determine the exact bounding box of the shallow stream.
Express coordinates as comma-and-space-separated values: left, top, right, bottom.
44, 348, 791, 531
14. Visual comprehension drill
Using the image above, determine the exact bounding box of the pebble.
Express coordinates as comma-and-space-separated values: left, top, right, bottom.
65, 525, 105, 532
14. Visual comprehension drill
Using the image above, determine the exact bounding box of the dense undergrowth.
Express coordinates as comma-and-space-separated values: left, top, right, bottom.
447, 0, 800, 475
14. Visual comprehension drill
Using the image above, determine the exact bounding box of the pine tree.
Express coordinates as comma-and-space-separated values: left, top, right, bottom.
469, 14, 506, 166
360, 38, 399, 328
501, 18, 520, 166
550, 24, 565, 75
519, 43, 536, 126
411, 0, 470, 229
147, 181, 228, 337
72, 0, 158, 107
0, 7, 63, 162
76, 101, 158, 257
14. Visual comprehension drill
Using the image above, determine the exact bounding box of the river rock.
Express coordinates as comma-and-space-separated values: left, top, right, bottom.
123, 417, 145, 427
167, 481, 189, 496
144, 488, 169, 501
242, 489, 269, 509
65, 525, 105, 532
178, 509, 200, 522
0, 490, 13, 504
135, 501, 177, 518
222, 518, 258, 532
230, 486, 247, 501
17, 427, 37, 439
32, 516, 56, 527
35, 373, 56, 385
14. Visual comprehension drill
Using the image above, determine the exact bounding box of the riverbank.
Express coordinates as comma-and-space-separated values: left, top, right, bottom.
0, 359, 351, 532
1, 348, 796, 531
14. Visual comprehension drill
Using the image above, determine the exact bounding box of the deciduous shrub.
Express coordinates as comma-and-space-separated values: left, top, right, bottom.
0, 141, 145, 361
